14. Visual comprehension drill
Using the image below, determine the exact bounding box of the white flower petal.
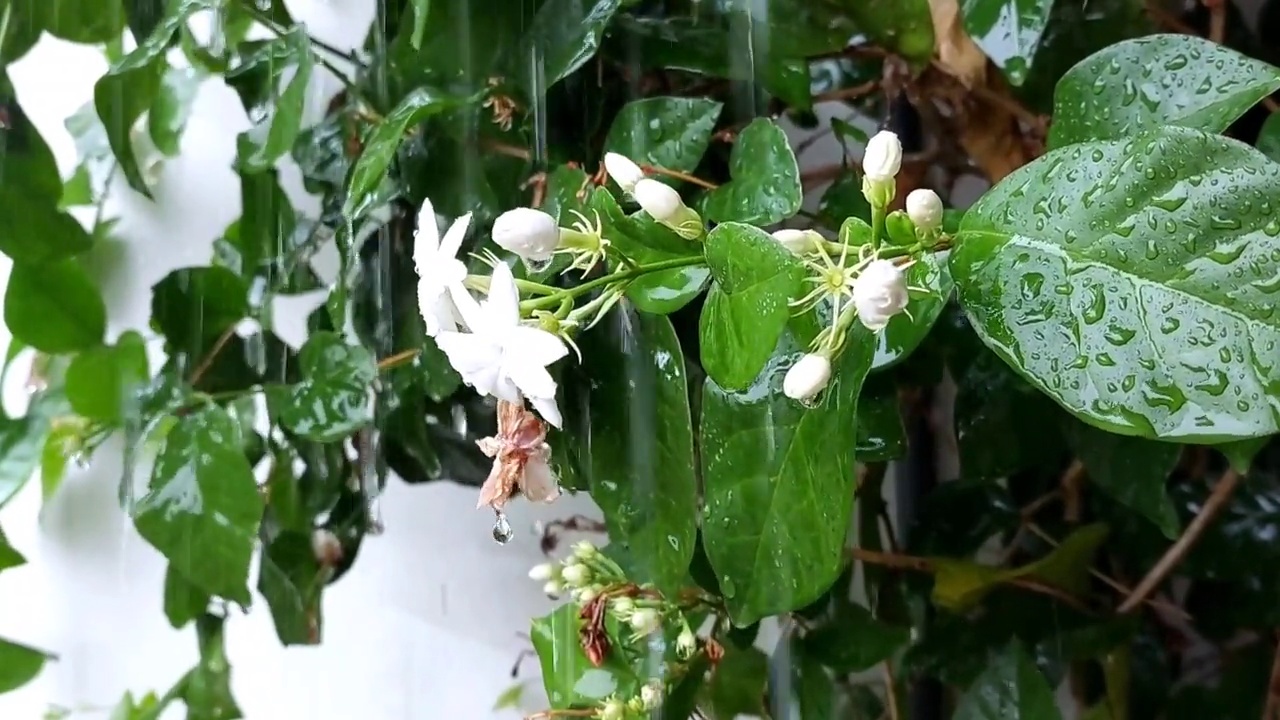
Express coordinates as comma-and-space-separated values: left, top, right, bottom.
446, 281, 485, 333
528, 393, 563, 429
413, 198, 442, 271
486, 261, 521, 328
507, 361, 558, 403
508, 326, 569, 366
436, 331, 503, 397
439, 212, 473, 258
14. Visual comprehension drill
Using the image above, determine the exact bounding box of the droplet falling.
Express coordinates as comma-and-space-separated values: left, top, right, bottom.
492, 511, 514, 545
356, 427, 385, 536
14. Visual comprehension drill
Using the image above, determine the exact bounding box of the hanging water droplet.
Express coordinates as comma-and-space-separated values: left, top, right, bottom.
522, 256, 554, 275
71, 452, 90, 470
492, 511, 514, 544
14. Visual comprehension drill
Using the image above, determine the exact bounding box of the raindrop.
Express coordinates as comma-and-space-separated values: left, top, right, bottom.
523, 256, 554, 275
492, 512, 514, 544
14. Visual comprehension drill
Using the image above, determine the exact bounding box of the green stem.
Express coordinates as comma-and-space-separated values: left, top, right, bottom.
870, 203, 886, 250
140, 673, 189, 720
520, 256, 705, 312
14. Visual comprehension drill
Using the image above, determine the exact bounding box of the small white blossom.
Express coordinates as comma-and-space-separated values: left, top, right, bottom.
906, 189, 943, 231
611, 597, 635, 618
640, 682, 663, 710
600, 698, 626, 720
576, 586, 599, 603
676, 626, 697, 658
604, 152, 645, 194
528, 563, 555, 582
629, 608, 662, 637
633, 178, 684, 223
783, 353, 832, 402
862, 130, 902, 181
435, 262, 569, 427
573, 540, 599, 559
543, 579, 563, 596
771, 228, 823, 256
561, 562, 590, 587
413, 198, 474, 337
492, 207, 561, 264
852, 259, 910, 331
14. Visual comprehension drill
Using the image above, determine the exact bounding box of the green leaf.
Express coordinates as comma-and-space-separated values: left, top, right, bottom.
590, 188, 710, 314
705, 646, 768, 719
800, 603, 910, 673
792, 653, 840, 720
409, 0, 430, 48
818, 171, 872, 230
931, 559, 1009, 611
268, 332, 375, 442
343, 88, 469, 218
0, 638, 49, 694
133, 407, 263, 605
961, 0, 1055, 86
1259, 114, 1280, 163
700, 118, 802, 226
4, 260, 106, 353
150, 266, 249, 355
183, 615, 243, 720
231, 28, 314, 173
856, 378, 907, 462
1064, 421, 1180, 538
123, 0, 167, 45
701, 325, 876, 625
519, 0, 623, 88
953, 350, 1066, 482
234, 169, 296, 276
258, 532, 324, 646
163, 565, 209, 629
0, 525, 25, 573
107, 690, 161, 720
699, 222, 805, 390
94, 54, 166, 197
0, 183, 93, 263
563, 304, 697, 594
44, 0, 127, 43
951, 126, 1280, 442
530, 604, 640, 710
149, 65, 201, 156
847, 0, 935, 64
1217, 436, 1269, 474
873, 250, 954, 370
0, 395, 64, 509
603, 97, 723, 185
66, 331, 150, 424
1048, 35, 1280, 148
954, 642, 1063, 720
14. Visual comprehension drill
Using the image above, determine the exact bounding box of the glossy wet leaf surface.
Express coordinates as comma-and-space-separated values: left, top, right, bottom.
0, 394, 64, 510
961, 0, 1056, 86
66, 331, 150, 424
951, 126, 1280, 442
150, 65, 200, 156
699, 222, 805, 390
954, 642, 1063, 720
163, 565, 209, 630
519, 0, 623, 88
591, 188, 709, 314
1049, 34, 1280, 148
230, 28, 314, 173
701, 325, 875, 625
1065, 420, 1181, 538
564, 304, 697, 594
0, 637, 49, 694
530, 604, 641, 709
603, 97, 722, 185
700, 119, 802, 226
4, 259, 106, 353
133, 406, 263, 605
269, 332, 376, 443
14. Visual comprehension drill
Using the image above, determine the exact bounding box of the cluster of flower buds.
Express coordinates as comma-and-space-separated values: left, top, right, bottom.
528, 540, 624, 602
597, 679, 665, 720
604, 152, 704, 240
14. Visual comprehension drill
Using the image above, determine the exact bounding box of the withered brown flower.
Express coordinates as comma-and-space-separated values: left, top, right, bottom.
475, 400, 561, 511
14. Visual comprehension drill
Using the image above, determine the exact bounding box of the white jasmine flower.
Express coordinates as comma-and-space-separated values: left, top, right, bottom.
600, 698, 625, 720
633, 178, 684, 222
575, 585, 600, 604
543, 579, 563, 595
676, 626, 697, 658
771, 228, 823, 255
413, 198, 473, 337
640, 682, 663, 710
528, 563, 555, 582
572, 540, 598, 559
783, 353, 832, 402
629, 608, 662, 637
906, 189, 943, 231
561, 562, 590, 587
492, 207, 561, 264
604, 152, 645, 194
435, 262, 569, 427
852, 259, 910, 331
862, 130, 902, 181
611, 596, 635, 619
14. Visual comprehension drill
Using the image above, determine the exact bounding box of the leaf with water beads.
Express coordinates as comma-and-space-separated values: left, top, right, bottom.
951, 125, 1280, 442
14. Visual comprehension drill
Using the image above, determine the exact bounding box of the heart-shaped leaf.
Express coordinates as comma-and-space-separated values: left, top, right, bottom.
701, 118, 802, 226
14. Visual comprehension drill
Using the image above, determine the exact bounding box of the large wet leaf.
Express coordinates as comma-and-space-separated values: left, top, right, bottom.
1049, 35, 1280, 148
951, 126, 1280, 442
591, 188, 709, 314
519, 0, 622, 88
1064, 420, 1181, 538
133, 406, 263, 605
701, 325, 875, 625
0, 394, 65, 509
700, 119, 802, 226
603, 97, 722, 185
699, 222, 805, 390
954, 642, 1063, 720
66, 331, 150, 424
228, 28, 314, 173
4, 259, 106, 353
530, 604, 641, 710
150, 66, 200, 156
268, 332, 376, 442
960, 0, 1056, 86
565, 305, 697, 594
0, 638, 49, 694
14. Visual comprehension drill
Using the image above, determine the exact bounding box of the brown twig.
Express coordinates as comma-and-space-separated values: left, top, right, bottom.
883, 661, 902, 720
639, 164, 719, 190
1061, 459, 1086, 523
188, 325, 238, 386
811, 80, 879, 106
482, 138, 533, 161
1118, 469, 1241, 614
376, 348, 420, 371
524, 710, 595, 720
1204, 0, 1227, 44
